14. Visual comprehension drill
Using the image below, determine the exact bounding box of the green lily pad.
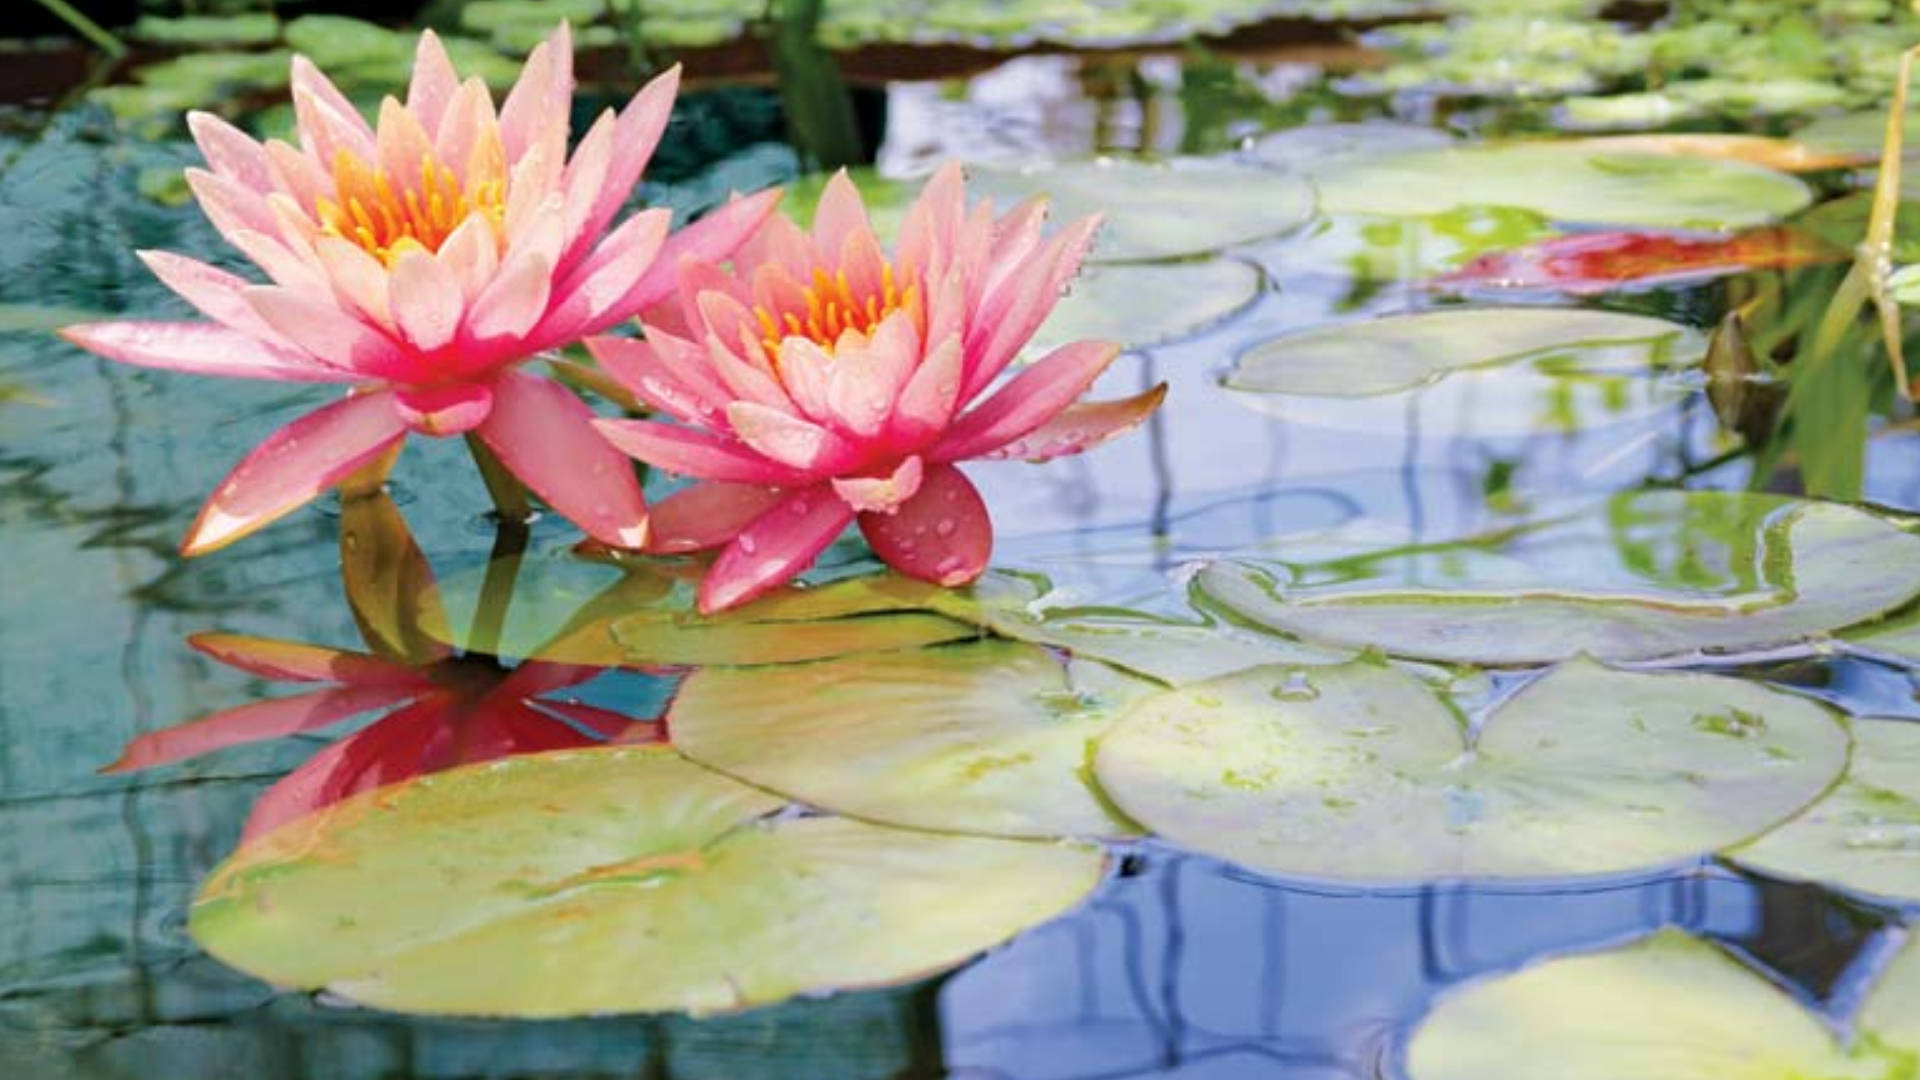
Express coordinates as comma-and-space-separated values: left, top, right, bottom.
1729, 716, 1920, 902
1094, 659, 1848, 882
1032, 257, 1264, 354
428, 554, 977, 666
1310, 144, 1813, 230
1200, 492, 1920, 665
1225, 307, 1703, 436
1405, 930, 1918, 1080
191, 746, 1104, 1016
670, 640, 1151, 838
1863, 937, 1920, 1053
973, 158, 1316, 263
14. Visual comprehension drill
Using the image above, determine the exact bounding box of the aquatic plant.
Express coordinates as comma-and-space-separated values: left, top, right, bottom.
59, 25, 779, 554
588, 166, 1167, 612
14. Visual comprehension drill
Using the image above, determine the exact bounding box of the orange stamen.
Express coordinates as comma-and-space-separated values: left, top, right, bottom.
315, 147, 506, 266
753, 260, 921, 362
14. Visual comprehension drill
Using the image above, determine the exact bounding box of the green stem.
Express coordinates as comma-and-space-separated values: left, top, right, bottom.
463, 435, 533, 659
464, 433, 534, 524
32, 0, 127, 57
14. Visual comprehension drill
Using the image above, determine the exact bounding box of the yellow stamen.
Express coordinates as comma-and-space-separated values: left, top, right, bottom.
753, 258, 921, 363
315, 146, 507, 266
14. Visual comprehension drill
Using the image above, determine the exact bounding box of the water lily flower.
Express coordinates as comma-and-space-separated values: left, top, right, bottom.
588, 164, 1167, 612
60, 25, 779, 554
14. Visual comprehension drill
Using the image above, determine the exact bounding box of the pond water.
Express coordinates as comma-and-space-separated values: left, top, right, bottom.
6, 11, 1920, 1080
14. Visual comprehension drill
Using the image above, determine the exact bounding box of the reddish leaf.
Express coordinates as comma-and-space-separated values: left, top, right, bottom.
1432, 227, 1844, 296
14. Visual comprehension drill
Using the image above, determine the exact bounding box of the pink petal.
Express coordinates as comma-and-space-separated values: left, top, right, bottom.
182, 390, 409, 556
831, 454, 923, 514
185, 166, 278, 241
137, 250, 286, 341
770, 336, 837, 426
499, 22, 574, 164
312, 235, 395, 331
239, 694, 452, 842
591, 189, 784, 328
697, 484, 853, 612
975, 384, 1166, 462
389, 248, 465, 352
406, 29, 461, 132
934, 339, 1121, 463
245, 287, 414, 379
436, 215, 500, 304
858, 463, 991, 586
825, 312, 919, 438
290, 57, 376, 165
186, 111, 273, 192
963, 215, 1101, 400
394, 381, 495, 435
265, 139, 330, 213
465, 249, 552, 345
897, 161, 966, 281
559, 64, 679, 275
58, 320, 353, 382
492, 658, 603, 700
887, 333, 964, 449
593, 418, 804, 484
557, 109, 616, 266
375, 96, 439, 197
642, 481, 786, 553
725, 400, 858, 473
584, 333, 725, 425
475, 370, 648, 548
705, 331, 796, 412
104, 684, 420, 773
433, 77, 501, 181
188, 631, 421, 685
811, 169, 870, 256
537, 207, 672, 343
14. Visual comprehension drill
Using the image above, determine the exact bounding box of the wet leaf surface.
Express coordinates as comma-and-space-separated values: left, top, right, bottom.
191, 745, 1105, 1016
1095, 659, 1847, 882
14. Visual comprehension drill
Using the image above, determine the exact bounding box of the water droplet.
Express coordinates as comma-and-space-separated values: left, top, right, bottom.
1270, 671, 1319, 702
789, 499, 810, 516
738, 534, 758, 554
1691, 708, 1766, 739
934, 518, 956, 537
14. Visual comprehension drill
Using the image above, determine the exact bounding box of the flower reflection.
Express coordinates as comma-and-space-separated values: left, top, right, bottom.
107, 488, 658, 842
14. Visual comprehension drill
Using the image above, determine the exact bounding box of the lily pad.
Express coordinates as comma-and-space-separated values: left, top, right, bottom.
1032, 258, 1264, 354
191, 746, 1104, 1016
1225, 308, 1704, 430
428, 554, 977, 666
972, 158, 1316, 263
1200, 492, 1920, 665
1094, 659, 1848, 882
1404, 930, 1918, 1080
670, 640, 1150, 838
1729, 716, 1920, 902
1310, 144, 1813, 230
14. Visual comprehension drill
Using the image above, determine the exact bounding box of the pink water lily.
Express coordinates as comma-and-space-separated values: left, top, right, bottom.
60, 24, 778, 555
589, 164, 1167, 612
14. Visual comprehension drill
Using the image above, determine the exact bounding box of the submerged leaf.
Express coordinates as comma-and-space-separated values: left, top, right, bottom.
1095, 660, 1846, 882
191, 746, 1104, 1016
1201, 492, 1920, 665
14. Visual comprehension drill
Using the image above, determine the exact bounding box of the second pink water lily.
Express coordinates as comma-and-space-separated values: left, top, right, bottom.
60, 25, 777, 554
589, 165, 1166, 612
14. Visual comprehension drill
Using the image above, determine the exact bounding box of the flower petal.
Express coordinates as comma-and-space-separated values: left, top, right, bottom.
642, 480, 786, 553
725, 400, 859, 473
186, 111, 274, 192
238, 694, 452, 843
406, 29, 461, 133
858, 463, 991, 586
933, 339, 1121, 463
475, 370, 649, 548
499, 22, 574, 164
103, 684, 420, 773
584, 332, 727, 425
58, 320, 353, 382
962, 214, 1101, 400
389, 248, 465, 352
560, 64, 679, 275
189, 631, 421, 685
183, 392, 409, 556
831, 454, 923, 514
245, 286, 414, 379
887, 333, 964, 449
537, 207, 672, 343
812, 169, 870, 256
593, 418, 803, 484
586, 188, 784, 328
137, 250, 286, 342
698, 485, 853, 613
974, 383, 1167, 462
465, 249, 552, 345
394, 380, 495, 435
290, 55, 376, 163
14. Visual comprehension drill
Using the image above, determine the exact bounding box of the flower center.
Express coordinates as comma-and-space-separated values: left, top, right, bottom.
315, 148, 506, 266
754, 261, 920, 358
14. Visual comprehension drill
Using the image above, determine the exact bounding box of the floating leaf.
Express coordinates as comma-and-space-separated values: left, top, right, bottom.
191, 746, 1104, 1016
1729, 716, 1920, 902
1564, 133, 1870, 173
1031, 258, 1264, 354
1863, 937, 1920, 1052
1431, 228, 1843, 295
1225, 307, 1703, 437
972, 158, 1316, 263
1095, 660, 1847, 883
1201, 492, 1920, 665
1404, 930, 1911, 1080
1310, 144, 1813, 230
671, 640, 1151, 838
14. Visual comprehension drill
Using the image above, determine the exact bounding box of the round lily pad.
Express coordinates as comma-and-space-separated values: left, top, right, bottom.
1200, 492, 1920, 665
190, 746, 1104, 1016
972, 158, 1317, 263
1094, 659, 1847, 882
1729, 716, 1920, 902
1310, 143, 1813, 230
1032, 258, 1264, 354
1404, 930, 1908, 1080
670, 640, 1151, 838
1863, 936, 1920, 1053
1225, 307, 1704, 436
